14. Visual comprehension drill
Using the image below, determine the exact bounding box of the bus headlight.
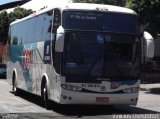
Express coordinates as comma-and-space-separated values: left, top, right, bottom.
123, 87, 139, 93
61, 84, 82, 92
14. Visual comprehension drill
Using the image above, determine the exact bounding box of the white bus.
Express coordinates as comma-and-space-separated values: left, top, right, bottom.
7, 3, 154, 108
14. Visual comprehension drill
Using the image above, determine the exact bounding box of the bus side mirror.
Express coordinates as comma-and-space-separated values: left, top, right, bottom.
143, 31, 154, 58
55, 26, 65, 52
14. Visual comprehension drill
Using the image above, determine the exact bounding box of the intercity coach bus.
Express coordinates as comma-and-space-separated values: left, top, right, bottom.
7, 3, 154, 108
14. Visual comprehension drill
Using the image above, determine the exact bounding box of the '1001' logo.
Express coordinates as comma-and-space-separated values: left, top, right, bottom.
22, 49, 33, 69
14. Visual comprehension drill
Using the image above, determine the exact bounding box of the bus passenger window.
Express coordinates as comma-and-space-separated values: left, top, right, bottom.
17, 23, 22, 44
11, 25, 18, 45
35, 14, 44, 42
53, 9, 61, 33
43, 10, 53, 41
21, 20, 29, 44
28, 18, 36, 43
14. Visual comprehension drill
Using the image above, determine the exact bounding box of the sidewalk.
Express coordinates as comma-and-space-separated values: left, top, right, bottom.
140, 83, 160, 94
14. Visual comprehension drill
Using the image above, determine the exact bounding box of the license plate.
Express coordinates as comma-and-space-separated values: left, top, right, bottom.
96, 97, 109, 102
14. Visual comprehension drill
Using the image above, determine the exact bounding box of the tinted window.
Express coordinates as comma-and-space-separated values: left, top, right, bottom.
43, 11, 53, 41
28, 17, 36, 43
17, 23, 22, 44
35, 14, 44, 42
11, 24, 18, 45
21, 20, 29, 43
63, 32, 141, 79
8, 27, 11, 44
53, 9, 61, 32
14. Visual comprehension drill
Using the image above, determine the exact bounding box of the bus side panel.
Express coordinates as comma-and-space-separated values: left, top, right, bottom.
32, 41, 55, 97
31, 42, 44, 95
7, 45, 27, 90
49, 67, 62, 103
7, 42, 43, 94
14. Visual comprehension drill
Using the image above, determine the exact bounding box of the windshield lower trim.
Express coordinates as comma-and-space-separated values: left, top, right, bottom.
64, 29, 139, 36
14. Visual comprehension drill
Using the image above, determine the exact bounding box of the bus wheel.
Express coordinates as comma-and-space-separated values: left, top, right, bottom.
12, 73, 19, 96
41, 83, 50, 109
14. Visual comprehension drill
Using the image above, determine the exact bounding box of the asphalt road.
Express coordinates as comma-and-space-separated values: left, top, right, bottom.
0, 79, 159, 119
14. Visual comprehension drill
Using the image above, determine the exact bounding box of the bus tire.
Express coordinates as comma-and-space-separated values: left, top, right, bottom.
12, 72, 19, 96
41, 81, 50, 110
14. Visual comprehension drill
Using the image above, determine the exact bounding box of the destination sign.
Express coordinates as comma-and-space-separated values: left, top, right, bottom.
63, 11, 138, 34
70, 14, 97, 21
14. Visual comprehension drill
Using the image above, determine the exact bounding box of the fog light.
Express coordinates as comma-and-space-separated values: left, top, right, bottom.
61, 84, 82, 91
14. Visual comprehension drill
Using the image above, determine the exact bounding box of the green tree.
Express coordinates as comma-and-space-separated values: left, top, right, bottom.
0, 11, 9, 44
0, 7, 32, 44
125, 0, 160, 37
8, 7, 32, 25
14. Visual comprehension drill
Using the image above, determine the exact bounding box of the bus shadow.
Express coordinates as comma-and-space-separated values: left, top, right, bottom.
49, 104, 159, 116
147, 88, 160, 95
10, 90, 159, 116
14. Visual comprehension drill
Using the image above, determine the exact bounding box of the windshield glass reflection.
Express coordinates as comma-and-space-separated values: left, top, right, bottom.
62, 32, 141, 79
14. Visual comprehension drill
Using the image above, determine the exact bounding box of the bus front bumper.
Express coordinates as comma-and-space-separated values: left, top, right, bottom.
58, 89, 139, 105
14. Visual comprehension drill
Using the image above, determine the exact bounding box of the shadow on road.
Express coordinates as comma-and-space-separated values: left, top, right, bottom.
10, 90, 159, 116
149, 88, 160, 94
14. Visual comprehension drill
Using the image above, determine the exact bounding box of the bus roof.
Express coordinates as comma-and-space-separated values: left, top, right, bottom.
62, 3, 136, 14
10, 3, 137, 25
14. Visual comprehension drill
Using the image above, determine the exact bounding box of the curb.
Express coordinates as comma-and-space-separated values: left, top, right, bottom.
140, 87, 160, 94
149, 88, 160, 94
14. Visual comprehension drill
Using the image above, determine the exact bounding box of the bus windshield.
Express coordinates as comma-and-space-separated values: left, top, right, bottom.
62, 32, 141, 79
63, 11, 138, 34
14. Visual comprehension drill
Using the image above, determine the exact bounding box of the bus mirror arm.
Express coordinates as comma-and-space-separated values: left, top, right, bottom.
55, 26, 65, 52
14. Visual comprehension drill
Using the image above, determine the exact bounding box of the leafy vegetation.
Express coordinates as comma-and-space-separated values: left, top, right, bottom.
8, 7, 32, 25
0, 7, 32, 44
125, 0, 160, 37
0, 11, 8, 44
